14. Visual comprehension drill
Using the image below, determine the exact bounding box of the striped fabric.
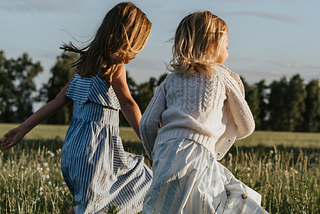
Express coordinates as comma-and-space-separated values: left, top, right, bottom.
62, 73, 152, 214
143, 138, 269, 214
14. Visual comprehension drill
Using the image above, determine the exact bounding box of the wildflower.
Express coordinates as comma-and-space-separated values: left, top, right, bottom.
270, 150, 274, 154
50, 153, 55, 157
46, 174, 50, 179
40, 192, 43, 196
37, 197, 40, 201
42, 175, 46, 180
62, 181, 66, 186
40, 187, 43, 191
43, 162, 49, 167
46, 167, 50, 171
3, 168, 6, 172
294, 170, 298, 174
48, 181, 52, 185
247, 167, 251, 171
247, 173, 250, 177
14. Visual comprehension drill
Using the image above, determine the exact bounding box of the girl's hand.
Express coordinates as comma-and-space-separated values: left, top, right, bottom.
1, 127, 25, 150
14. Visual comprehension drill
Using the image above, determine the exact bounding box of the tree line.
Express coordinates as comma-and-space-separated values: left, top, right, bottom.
1, 51, 319, 132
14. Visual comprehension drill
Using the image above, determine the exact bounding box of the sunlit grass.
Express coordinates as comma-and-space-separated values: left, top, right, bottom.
1, 139, 320, 213
0, 124, 140, 143
1, 124, 320, 213
0, 145, 76, 213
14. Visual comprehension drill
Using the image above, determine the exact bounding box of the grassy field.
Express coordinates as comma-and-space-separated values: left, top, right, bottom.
1, 123, 320, 148
0, 123, 320, 213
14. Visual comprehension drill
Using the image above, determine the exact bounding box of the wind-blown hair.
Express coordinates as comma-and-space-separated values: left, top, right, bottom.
169, 11, 228, 76
61, 2, 152, 81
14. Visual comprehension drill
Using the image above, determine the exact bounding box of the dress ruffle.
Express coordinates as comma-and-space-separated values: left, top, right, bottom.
65, 73, 121, 110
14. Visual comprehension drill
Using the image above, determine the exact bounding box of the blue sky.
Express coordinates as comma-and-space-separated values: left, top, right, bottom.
1, 0, 320, 89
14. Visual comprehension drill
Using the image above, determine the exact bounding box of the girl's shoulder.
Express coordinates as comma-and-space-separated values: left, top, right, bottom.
215, 64, 240, 80
65, 73, 121, 109
214, 64, 245, 95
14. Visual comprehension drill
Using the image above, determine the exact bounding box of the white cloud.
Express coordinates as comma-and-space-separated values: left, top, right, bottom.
224, 11, 297, 22
278, 62, 320, 69
0, 0, 82, 12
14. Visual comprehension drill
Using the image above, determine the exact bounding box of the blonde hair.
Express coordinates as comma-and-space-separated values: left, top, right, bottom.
61, 2, 152, 81
169, 11, 228, 76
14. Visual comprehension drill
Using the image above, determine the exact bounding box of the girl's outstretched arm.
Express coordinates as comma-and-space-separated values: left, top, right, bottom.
1, 79, 72, 150
111, 63, 142, 140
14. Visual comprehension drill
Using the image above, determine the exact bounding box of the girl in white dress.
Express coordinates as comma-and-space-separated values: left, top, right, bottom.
140, 11, 269, 214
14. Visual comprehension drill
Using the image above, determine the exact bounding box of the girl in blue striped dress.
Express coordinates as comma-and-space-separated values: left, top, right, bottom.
140, 11, 269, 213
2, 2, 152, 214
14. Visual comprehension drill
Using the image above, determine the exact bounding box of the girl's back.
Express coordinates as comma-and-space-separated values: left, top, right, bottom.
141, 64, 254, 161
61, 71, 152, 214
140, 11, 269, 214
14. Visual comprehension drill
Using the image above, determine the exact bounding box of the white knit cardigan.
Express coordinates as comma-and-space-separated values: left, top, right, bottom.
140, 64, 255, 161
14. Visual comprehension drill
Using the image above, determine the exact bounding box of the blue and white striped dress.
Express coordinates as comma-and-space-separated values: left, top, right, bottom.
61, 72, 152, 214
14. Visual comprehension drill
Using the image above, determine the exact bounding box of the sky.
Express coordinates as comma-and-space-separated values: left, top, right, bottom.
1, 0, 320, 91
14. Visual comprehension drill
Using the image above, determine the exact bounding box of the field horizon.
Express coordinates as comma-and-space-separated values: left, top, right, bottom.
1, 123, 319, 148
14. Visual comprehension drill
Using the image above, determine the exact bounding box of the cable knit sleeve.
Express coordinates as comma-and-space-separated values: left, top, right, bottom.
140, 81, 167, 160
224, 71, 255, 140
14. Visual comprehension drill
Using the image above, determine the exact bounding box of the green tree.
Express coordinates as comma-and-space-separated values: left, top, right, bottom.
38, 52, 77, 124
10, 53, 43, 122
268, 74, 306, 131
241, 76, 260, 130
136, 81, 153, 114
256, 80, 269, 130
302, 79, 320, 132
286, 74, 306, 131
0, 51, 15, 122
158, 73, 168, 86
268, 77, 289, 131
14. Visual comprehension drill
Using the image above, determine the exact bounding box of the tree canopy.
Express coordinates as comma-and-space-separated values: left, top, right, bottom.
1, 50, 319, 132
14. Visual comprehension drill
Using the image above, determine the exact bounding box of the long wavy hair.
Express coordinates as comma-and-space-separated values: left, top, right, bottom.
169, 11, 228, 76
61, 2, 152, 81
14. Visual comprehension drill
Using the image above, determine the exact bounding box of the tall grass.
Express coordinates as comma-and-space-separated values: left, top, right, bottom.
221, 146, 320, 213
1, 138, 320, 213
0, 140, 76, 213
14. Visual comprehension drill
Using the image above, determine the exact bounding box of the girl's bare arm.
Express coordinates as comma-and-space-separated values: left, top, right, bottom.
1, 79, 72, 150
111, 63, 142, 139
